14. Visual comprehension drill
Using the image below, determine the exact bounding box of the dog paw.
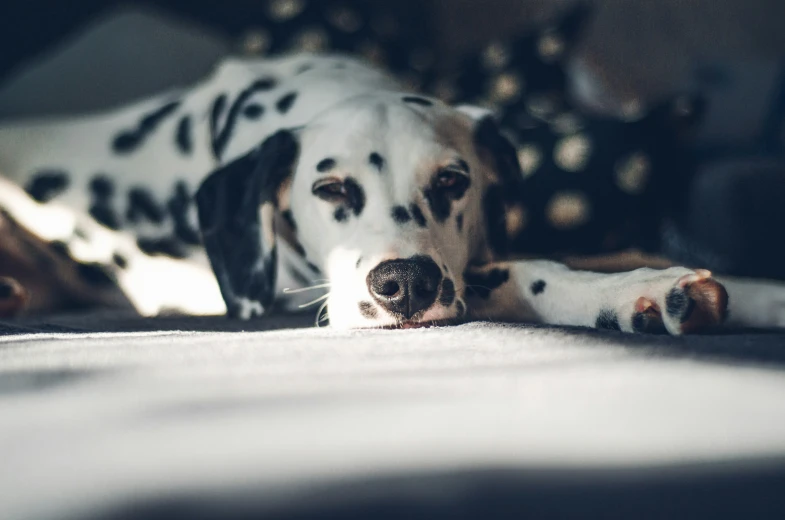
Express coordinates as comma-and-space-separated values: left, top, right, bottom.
0, 276, 28, 318
631, 269, 728, 335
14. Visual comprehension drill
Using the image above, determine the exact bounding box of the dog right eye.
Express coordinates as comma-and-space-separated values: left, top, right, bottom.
312, 177, 347, 203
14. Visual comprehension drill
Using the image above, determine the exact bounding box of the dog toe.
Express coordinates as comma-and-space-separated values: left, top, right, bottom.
631, 297, 667, 334
664, 272, 728, 334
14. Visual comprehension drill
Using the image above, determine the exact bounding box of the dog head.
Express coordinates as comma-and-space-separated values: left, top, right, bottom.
196, 93, 521, 328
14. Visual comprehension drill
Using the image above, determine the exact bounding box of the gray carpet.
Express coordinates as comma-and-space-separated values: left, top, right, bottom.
2, 313, 785, 519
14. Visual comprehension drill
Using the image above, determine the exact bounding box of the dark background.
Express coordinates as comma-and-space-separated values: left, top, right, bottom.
4, 0, 785, 100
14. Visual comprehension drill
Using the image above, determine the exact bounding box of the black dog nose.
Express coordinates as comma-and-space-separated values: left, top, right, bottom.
367, 256, 442, 319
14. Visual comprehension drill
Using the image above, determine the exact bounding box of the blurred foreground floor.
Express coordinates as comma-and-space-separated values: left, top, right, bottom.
1, 314, 785, 518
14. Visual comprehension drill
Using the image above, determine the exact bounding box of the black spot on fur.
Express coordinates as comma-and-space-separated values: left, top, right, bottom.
424, 173, 471, 223
242, 103, 265, 119
211, 78, 277, 159
76, 262, 115, 286
90, 205, 121, 230
456, 299, 466, 317
73, 227, 89, 239
112, 253, 128, 269
595, 309, 621, 331
456, 213, 464, 232
463, 268, 509, 299
276, 92, 298, 114
424, 187, 451, 222
632, 311, 668, 334
88, 175, 121, 229
666, 288, 687, 316
255, 78, 277, 90
359, 301, 378, 319
167, 181, 201, 245
112, 100, 181, 154
209, 93, 228, 147
356, 256, 363, 269
531, 280, 546, 295
292, 242, 306, 257
403, 96, 433, 107
89, 175, 114, 198
137, 237, 188, 259
392, 206, 411, 224
439, 278, 456, 307
369, 152, 385, 171
25, 170, 69, 202
281, 210, 297, 231
175, 115, 192, 155
343, 177, 366, 216
316, 158, 336, 172
666, 287, 695, 323
127, 188, 166, 224
307, 261, 321, 274
296, 64, 314, 75
632, 312, 647, 332
410, 204, 427, 227
334, 207, 348, 222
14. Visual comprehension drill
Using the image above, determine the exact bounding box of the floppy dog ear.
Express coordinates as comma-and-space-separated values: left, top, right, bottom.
458, 106, 525, 258
196, 130, 299, 319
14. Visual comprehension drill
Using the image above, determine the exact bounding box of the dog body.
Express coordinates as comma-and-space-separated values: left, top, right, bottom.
0, 53, 388, 317
0, 53, 783, 333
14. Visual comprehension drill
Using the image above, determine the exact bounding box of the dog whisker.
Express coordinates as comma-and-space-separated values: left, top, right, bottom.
315, 300, 330, 327
283, 283, 331, 294
298, 293, 330, 309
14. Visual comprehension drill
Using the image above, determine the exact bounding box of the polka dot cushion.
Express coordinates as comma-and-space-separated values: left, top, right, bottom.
421, 3, 706, 257
237, 0, 436, 91
488, 95, 705, 257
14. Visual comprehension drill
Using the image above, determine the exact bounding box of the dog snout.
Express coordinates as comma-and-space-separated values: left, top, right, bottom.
367, 256, 442, 319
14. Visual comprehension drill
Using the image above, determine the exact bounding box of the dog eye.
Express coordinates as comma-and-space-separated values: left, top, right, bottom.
312, 177, 347, 202
435, 169, 466, 189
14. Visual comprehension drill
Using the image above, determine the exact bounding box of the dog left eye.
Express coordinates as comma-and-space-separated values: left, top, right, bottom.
312, 178, 347, 203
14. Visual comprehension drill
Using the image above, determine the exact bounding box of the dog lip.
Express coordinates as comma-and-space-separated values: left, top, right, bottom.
380, 318, 459, 329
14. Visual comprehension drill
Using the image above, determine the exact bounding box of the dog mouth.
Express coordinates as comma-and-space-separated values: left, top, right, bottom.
380, 318, 460, 329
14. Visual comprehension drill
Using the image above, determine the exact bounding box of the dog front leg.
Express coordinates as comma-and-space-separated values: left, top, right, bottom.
464, 260, 729, 335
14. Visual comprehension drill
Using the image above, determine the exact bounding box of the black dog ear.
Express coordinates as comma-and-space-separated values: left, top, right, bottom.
467, 109, 524, 187
196, 130, 299, 319
459, 107, 525, 259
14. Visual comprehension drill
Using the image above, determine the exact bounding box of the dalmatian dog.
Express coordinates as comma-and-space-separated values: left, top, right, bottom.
0, 53, 783, 333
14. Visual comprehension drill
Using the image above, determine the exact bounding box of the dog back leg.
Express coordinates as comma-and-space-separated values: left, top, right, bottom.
0, 176, 224, 316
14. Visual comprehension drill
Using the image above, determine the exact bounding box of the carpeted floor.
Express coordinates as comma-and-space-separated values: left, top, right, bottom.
2, 313, 785, 519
